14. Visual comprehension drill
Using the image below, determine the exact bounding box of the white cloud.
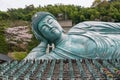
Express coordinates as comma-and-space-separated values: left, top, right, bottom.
0, 0, 94, 11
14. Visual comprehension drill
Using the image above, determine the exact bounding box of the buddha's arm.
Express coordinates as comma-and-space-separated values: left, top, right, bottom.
24, 42, 47, 60
83, 21, 120, 34
68, 21, 120, 35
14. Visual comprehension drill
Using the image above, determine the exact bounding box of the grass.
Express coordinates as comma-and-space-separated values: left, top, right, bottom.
9, 51, 27, 60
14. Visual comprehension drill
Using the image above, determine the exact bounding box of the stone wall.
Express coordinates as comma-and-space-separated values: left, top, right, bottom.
5, 26, 32, 51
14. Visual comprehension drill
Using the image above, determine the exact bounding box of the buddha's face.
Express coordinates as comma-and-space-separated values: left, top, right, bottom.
38, 15, 63, 42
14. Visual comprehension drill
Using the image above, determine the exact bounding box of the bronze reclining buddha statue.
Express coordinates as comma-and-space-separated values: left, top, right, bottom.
24, 12, 120, 60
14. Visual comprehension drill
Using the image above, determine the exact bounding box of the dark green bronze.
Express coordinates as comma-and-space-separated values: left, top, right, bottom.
25, 12, 120, 60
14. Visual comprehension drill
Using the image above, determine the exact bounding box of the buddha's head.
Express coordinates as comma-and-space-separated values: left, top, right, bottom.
32, 12, 63, 43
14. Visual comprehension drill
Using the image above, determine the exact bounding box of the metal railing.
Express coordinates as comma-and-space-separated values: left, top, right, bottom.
0, 59, 120, 80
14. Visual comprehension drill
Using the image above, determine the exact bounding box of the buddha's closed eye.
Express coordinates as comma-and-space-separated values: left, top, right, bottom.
47, 18, 53, 24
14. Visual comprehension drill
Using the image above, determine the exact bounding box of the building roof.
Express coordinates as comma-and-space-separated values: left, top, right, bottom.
58, 20, 72, 28
0, 53, 12, 62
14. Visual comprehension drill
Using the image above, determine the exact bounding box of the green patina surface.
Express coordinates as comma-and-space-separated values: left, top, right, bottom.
25, 12, 120, 60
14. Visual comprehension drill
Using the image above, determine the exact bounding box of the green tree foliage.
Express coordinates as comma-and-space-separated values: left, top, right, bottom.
27, 35, 39, 53
0, 34, 8, 54
0, 11, 10, 20
93, 0, 120, 22
0, 21, 9, 54
0, 0, 120, 23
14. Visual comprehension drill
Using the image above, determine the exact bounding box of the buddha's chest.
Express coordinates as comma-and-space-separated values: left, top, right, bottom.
59, 36, 89, 54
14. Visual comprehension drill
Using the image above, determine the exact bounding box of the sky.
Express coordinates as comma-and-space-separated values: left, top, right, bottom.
0, 0, 95, 11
